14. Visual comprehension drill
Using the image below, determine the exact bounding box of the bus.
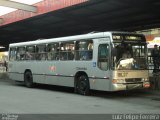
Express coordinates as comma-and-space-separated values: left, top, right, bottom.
8, 32, 150, 95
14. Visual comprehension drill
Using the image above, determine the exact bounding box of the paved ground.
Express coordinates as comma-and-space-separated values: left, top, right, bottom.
0, 78, 160, 115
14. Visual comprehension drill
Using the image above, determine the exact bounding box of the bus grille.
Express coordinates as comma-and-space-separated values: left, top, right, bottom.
125, 78, 142, 83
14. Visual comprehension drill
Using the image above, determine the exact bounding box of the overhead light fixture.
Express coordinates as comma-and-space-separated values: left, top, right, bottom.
0, 46, 5, 49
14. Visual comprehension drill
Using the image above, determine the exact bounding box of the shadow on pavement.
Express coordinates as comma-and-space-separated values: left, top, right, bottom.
1, 77, 159, 99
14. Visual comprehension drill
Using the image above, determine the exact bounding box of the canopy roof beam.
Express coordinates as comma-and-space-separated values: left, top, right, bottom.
0, 0, 37, 13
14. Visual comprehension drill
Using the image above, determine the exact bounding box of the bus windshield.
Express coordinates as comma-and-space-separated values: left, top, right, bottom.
112, 42, 148, 70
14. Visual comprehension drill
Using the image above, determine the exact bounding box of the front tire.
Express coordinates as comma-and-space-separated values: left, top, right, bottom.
24, 71, 34, 88
76, 75, 90, 95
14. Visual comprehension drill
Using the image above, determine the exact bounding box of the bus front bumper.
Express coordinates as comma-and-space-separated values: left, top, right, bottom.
112, 82, 150, 91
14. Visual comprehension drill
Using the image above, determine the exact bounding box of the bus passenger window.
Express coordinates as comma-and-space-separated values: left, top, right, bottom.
9, 48, 17, 61
25, 46, 35, 60
47, 43, 59, 60
60, 42, 74, 60
17, 47, 26, 60
75, 40, 93, 60
36, 45, 46, 60
98, 44, 109, 71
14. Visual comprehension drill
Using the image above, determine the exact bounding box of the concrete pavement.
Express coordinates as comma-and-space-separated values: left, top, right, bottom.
0, 78, 160, 114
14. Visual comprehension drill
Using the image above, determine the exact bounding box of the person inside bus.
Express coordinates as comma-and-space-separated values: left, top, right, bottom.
151, 44, 159, 73
68, 49, 74, 60
26, 51, 33, 60
79, 42, 88, 60
88, 42, 93, 59
133, 49, 139, 57
114, 44, 121, 62
40, 53, 46, 60
122, 46, 132, 58
80, 41, 93, 60
55, 49, 60, 60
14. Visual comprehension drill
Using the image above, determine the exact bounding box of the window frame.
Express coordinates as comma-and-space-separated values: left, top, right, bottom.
97, 43, 109, 71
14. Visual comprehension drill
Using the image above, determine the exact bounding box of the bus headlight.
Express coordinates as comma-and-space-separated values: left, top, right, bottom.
142, 78, 149, 82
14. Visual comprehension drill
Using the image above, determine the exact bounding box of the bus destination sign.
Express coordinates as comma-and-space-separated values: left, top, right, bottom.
112, 34, 144, 41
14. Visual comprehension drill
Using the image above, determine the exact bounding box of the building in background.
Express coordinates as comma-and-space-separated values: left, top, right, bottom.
137, 28, 160, 55
137, 28, 160, 43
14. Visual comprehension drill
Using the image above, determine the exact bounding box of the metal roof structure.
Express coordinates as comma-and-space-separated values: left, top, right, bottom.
0, 0, 37, 14
0, 0, 160, 51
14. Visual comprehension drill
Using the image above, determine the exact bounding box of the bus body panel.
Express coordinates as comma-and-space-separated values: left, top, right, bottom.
9, 61, 112, 91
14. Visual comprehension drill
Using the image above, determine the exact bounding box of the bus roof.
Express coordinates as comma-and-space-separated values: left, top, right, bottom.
9, 31, 144, 47
10, 32, 110, 47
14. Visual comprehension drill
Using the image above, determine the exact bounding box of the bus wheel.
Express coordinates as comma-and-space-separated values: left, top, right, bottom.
77, 75, 90, 95
24, 71, 34, 88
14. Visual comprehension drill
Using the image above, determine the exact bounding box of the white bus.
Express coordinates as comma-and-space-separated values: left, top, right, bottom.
8, 32, 150, 95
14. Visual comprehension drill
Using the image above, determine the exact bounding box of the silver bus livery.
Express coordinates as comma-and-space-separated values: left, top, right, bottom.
8, 32, 150, 95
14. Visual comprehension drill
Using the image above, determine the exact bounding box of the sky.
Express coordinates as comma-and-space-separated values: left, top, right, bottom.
0, 0, 43, 16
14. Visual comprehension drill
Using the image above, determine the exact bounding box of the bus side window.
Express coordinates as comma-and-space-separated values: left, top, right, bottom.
17, 47, 26, 60
9, 48, 17, 61
75, 40, 93, 60
47, 43, 59, 60
25, 46, 35, 60
36, 45, 46, 60
98, 44, 109, 71
60, 43, 66, 60
60, 42, 74, 60
47, 45, 52, 60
